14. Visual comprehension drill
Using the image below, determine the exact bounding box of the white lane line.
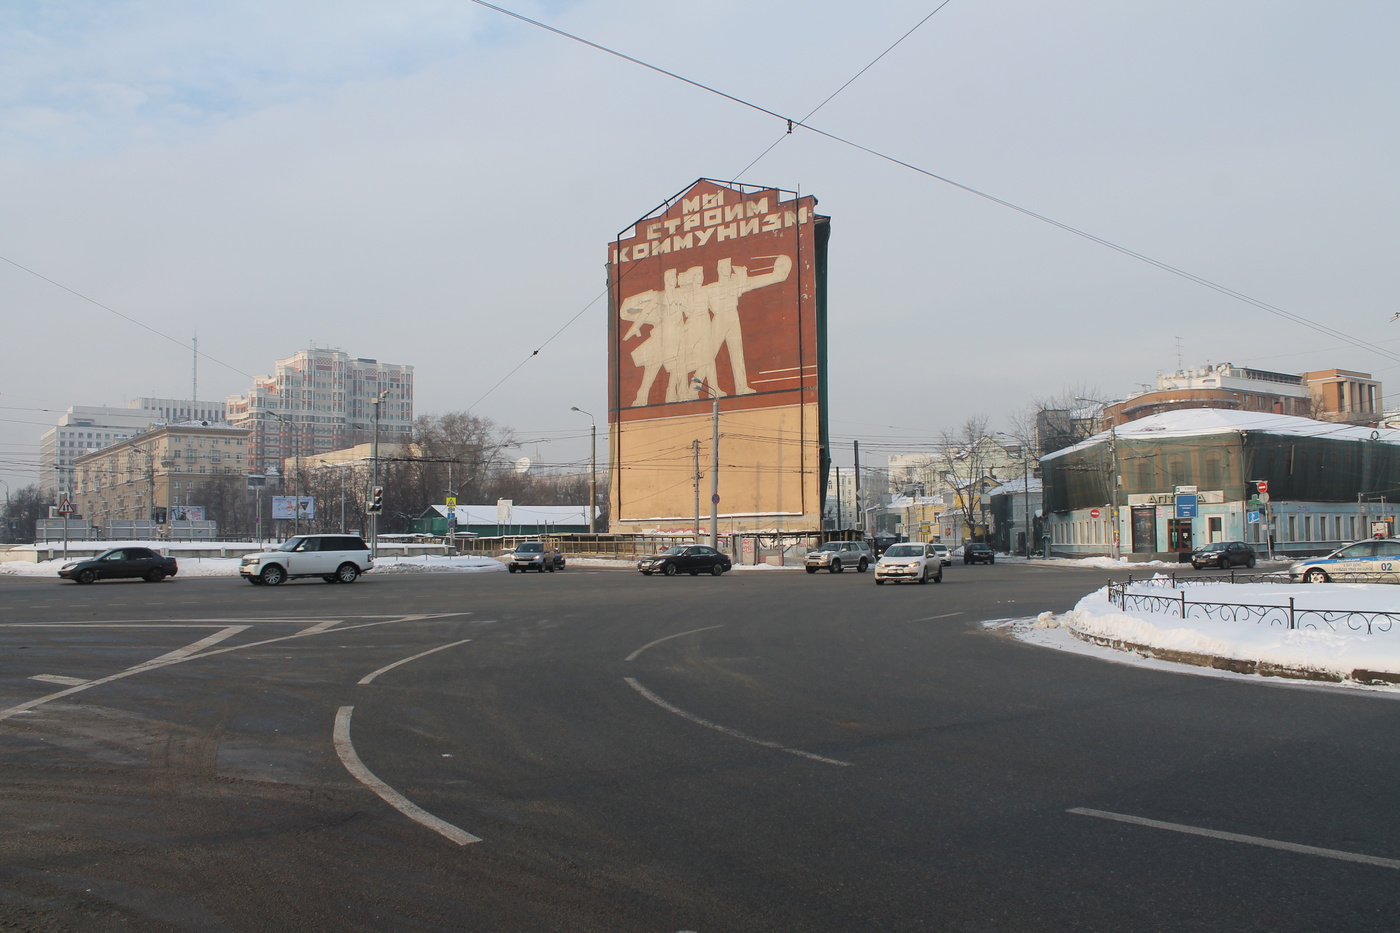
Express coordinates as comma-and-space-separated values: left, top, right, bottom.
358, 639, 473, 685
30, 674, 87, 686
624, 677, 852, 767
906, 612, 964, 622
0, 613, 470, 723
298, 620, 342, 635
1069, 808, 1400, 870
625, 625, 723, 662
146, 626, 249, 664
333, 706, 480, 845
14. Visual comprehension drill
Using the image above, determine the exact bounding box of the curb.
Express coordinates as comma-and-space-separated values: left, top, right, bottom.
1069, 630, 1400, 687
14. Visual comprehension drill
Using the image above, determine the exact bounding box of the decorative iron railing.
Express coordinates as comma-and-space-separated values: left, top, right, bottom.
1106, 578, 1399, 635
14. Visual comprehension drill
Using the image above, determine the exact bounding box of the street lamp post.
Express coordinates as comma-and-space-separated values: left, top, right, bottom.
264, 409, 300, 537
690, 378, 721, 549
1076, 397, 1122, 560
570, 407, 598, 534
369, 389, 390, 558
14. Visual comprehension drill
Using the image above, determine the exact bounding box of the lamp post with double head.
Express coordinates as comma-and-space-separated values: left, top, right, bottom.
691, 377, 720, 549
569, 407, 598, 534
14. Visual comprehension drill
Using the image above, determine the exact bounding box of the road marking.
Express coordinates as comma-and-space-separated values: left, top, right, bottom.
0, 613, 470, 723
626, 625, 723, 661
1069, 808, 1400, 870
624, 677, 852, 767
358, 639, 473, 684
906, 612, 964, 622
145, 626, 249, 664
298, 620, 342, 635
333, 706, 480, 845
30, 674, 87, 686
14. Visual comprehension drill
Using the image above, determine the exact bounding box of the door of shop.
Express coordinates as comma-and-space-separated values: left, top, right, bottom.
1168, 518, 1193, 555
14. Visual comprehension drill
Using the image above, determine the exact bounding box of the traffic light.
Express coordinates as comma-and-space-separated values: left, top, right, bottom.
368, 486, 384, 513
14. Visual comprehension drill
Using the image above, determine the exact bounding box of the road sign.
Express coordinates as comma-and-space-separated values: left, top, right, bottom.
446, 496, 457, 507
1175, 494, 1198, 518
1247, 510, 1261, 524
1090, 508, 1101, 518
57, 499, 75, 514
711, 494, 721, 504
1255, 480, 1269, 495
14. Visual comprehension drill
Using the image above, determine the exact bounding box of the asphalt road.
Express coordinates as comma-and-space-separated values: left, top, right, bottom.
0, 562, 1397, 932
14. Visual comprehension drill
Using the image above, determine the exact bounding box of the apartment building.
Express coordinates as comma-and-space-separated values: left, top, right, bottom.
227, 347, 413, 474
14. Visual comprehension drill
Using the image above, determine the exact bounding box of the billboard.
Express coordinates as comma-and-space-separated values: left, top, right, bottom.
607, 179, 829, 533
271, 496, 316, 520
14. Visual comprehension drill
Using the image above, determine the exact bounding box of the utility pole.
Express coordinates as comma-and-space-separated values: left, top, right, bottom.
570, 407, 598, 534
693, 439, 701, 540
834, 465, 842, 530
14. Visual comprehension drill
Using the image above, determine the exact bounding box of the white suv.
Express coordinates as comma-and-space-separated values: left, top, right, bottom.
240, 534, 373, 585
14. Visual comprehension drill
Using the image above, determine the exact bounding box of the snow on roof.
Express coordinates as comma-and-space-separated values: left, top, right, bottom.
430, 504, 591, 525
1041, 408, 1400, 461
987, 475, 1043, 495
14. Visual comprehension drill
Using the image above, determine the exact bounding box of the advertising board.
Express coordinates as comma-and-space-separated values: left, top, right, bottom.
271, 496, 316, 521
607, 179, 829, 532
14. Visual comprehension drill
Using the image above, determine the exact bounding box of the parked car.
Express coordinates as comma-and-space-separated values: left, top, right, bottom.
508, 542, 565, 573
638, 545, 732, 576
963, 543, 995, 565
803, 540, 874, 574
875, 542, 943, 585
59, 547, 178, 584
1191, 540, 1257, 570
1289, 538, 1400, 584
930, 543, 951, 567
240, 534, 372, 585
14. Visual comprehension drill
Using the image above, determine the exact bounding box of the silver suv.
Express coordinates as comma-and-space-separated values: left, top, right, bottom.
240, 534, 373, 585
804, 540, 873, 574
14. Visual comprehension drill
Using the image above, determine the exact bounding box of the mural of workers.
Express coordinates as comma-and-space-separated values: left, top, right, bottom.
618, 254, 792, 406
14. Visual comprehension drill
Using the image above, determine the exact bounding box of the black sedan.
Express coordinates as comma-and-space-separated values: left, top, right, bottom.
1191, 540, 1257, 570
638, 545, 732, 576
59, 547, 179, 584
963, 543, 995, 565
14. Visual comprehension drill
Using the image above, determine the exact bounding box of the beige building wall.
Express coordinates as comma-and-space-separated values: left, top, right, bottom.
610, 403, 822, 533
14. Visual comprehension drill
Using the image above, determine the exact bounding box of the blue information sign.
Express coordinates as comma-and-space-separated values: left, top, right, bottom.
1175, 494, 1199, 518
1247, 510, 1261, 524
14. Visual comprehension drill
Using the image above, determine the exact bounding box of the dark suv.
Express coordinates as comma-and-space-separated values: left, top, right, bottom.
963, 543, 995, 565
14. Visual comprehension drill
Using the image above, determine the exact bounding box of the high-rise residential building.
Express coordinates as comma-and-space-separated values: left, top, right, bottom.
227, 347, 413, 474
38, 399, 224, 500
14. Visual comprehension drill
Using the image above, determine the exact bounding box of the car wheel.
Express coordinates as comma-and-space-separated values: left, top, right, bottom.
857, 558, 868, 572
663, 563, 678, 576
336, 563, 359, 584
1304, 569, 1330, 584
876, 578, 885, 585
805, 567, 817, 574
934, 568, 943, 583
689, 569, 699, 576
144, 568, 166, 583
260, 565, 286, 586
830, 559, 842, 573
508, 565, 517, 573
1219, 556, 1231, 569
1246, 556, 1256, 569
919, 566, 929, 584
710, 564, 724, 576
76, 568, 96, 585
989, 557, 995, 564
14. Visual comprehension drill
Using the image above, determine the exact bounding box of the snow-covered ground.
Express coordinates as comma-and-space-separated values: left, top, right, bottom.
995, 577, 1400, 692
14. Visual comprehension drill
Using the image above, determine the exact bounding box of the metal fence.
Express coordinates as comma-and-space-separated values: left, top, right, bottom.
1107, 577, 1398, 635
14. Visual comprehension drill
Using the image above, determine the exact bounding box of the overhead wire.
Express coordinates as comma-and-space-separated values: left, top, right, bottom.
467, 0, 1400, 368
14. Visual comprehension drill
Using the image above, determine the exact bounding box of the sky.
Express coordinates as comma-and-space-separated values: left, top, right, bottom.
3, 0, 1398, 496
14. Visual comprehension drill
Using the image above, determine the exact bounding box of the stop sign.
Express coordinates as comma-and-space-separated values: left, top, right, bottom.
1090, 508, 1101, 518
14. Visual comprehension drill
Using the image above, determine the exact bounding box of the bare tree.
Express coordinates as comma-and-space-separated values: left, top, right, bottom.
1, 484, 50, 544
938, 416, 996, 542
1016, 384, 1106, 457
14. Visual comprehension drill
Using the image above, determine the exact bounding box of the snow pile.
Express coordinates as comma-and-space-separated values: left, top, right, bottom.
370, 554, 506, 574
1017, 581, 1400, 687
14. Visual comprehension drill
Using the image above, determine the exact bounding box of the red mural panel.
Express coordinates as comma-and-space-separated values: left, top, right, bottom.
608, 180, 821, 424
